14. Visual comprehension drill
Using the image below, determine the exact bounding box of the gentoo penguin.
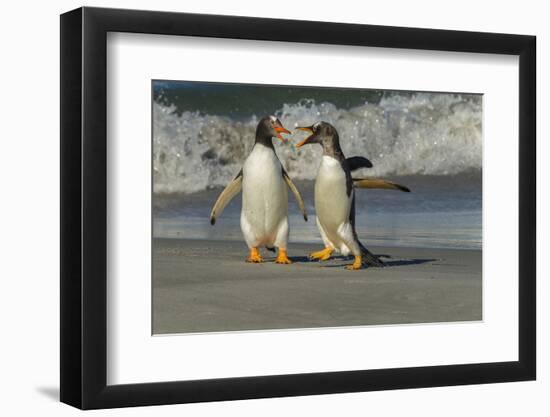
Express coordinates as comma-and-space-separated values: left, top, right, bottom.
296, 121, 410, 270
210, 116, 308, 264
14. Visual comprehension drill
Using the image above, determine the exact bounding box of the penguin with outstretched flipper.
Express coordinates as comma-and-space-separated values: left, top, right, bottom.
295, 121, 409, 270
210, 116, 308, 264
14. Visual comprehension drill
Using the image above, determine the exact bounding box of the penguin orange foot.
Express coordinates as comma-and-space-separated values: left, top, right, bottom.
345, 255, 363, 270
309, 247, 334, 261
275, 248, 292, 264
246, 247, 264, 263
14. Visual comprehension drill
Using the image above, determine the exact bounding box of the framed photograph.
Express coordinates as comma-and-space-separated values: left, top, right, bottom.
60, 6, 536, 409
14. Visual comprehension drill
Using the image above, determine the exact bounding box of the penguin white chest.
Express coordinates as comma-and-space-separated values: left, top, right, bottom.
315, 156, 352, 227
314, 156, 354, 253
241, 145, 288, 247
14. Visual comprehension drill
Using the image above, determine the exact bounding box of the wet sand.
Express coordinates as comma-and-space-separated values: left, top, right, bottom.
152, 238, 482, 334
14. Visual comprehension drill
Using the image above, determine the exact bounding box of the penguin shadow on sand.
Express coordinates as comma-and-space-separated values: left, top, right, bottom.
243, 253, 436, 268
255, 249, 310, 264
298, 254, 437, 269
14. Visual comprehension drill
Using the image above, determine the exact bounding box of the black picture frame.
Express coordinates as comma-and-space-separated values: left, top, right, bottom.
60, 6, 536, 410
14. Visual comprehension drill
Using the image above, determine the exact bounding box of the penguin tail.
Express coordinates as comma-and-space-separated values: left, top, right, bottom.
265, 246, 276, 253
359, 241, 385, 267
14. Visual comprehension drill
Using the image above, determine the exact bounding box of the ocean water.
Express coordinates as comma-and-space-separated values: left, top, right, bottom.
152, 81, 482, 250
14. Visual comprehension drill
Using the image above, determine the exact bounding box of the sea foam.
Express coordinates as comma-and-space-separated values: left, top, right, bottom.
153, 93, 482, 194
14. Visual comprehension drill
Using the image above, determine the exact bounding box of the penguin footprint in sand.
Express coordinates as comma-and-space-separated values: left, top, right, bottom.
295, 121, 410, 270
210, 116, 308, 264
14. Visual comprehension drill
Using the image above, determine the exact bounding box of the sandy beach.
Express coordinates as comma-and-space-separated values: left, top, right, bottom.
152, 238, 482, 334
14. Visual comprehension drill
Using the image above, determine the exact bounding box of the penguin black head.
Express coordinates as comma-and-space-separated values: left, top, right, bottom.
255, 116, 291, 147
295, 121, 343, 157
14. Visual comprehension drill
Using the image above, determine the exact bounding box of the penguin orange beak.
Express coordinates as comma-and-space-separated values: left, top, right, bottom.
274, 125, 291, 141
295, 126, 315, 148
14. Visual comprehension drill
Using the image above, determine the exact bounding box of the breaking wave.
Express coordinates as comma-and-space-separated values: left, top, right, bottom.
153, 93, 482, 194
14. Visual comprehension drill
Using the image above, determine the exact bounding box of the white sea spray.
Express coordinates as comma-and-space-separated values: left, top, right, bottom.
153, 93, 482, 194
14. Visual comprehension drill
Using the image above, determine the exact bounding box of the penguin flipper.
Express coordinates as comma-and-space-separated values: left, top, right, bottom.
282, 170, 308, 222
210, 170, 243, 225
353, 178, 410, 192
346, 156, 373, 171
